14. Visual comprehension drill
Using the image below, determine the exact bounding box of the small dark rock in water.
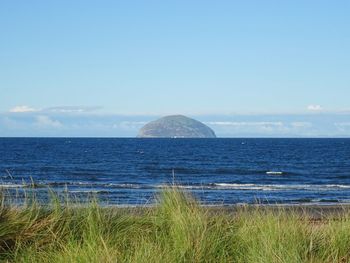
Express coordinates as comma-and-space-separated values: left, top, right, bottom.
137, 115, 216, 138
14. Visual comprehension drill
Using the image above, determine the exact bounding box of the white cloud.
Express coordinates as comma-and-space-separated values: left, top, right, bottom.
45, 106, 102, 113
113, 121, 147, 130
335, 122, 350, 127
307, 105, 323, 111
206, 121, 284, 127
35, 115, 62, 128
7, 105, 102, 114
291, 122, 312, 128
9, 105, 38, 113
205, 121, 287, 134
334, 122, 350, 132
0, 116, 23, 129
205, 121, 317, 136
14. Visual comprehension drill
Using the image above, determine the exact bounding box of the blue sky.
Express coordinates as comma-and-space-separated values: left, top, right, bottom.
0, 1, 349, 137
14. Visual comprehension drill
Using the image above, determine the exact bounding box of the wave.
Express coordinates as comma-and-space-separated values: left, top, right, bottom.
142, 167, 299, 176
0, 183, 27, 188
162, 183, 350, 191
152, 183, 350, 191
266, 171, 284, 175
68, 190, 110, 194
211, 183, 350, 191
0, 183, 47, 188
1, 181, 350, 192
47, 182, 149, 189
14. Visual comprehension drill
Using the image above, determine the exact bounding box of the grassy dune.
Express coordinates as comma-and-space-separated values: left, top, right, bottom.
0, 188, 350, 262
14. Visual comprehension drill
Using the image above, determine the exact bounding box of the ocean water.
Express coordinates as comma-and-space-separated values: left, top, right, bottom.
0, 138, 350, 206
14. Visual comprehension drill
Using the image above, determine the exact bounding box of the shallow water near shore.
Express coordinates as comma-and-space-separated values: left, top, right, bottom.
0, 138, 350, 206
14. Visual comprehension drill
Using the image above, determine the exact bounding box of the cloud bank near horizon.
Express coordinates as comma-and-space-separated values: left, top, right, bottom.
1, 107, 350, 137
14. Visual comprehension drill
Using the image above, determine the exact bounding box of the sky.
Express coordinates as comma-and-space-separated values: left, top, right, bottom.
0, 1, 349, 137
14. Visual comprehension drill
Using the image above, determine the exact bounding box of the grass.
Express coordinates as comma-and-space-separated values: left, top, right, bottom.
0, 188, 350, 262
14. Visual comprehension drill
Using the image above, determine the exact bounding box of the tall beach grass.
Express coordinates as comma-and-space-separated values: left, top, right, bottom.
0, 187, 350, 262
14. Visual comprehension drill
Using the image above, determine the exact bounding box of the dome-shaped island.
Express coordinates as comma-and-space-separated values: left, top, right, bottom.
137, 115, 216, 138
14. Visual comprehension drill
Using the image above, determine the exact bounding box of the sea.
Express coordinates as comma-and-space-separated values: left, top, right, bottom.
0, 138, 350, 206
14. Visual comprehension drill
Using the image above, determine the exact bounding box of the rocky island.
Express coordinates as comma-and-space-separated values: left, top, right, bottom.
137, 115, 216, 138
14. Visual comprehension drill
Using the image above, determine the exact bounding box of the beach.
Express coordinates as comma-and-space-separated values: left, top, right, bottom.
1, 188, 350, 262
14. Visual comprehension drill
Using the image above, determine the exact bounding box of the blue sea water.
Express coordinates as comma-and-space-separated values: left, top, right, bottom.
0, 138, 350, 206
